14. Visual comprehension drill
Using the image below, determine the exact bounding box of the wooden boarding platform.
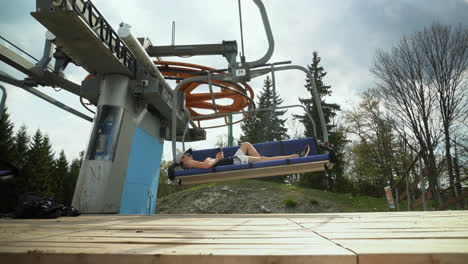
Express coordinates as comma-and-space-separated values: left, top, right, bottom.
1, 211, 467, 264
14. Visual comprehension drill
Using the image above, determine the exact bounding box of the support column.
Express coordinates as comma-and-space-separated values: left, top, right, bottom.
72, 74, 163, 214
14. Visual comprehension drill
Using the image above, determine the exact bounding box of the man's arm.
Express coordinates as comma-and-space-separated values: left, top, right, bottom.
186, 152, 224, 169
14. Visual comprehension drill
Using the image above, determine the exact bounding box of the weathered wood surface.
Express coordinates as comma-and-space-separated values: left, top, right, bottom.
1, 211, 468, 264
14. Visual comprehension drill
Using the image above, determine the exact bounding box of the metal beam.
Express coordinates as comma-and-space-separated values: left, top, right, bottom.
0, 71, 93, 122
147, 42, 237, 57
32, 0, 135, 76
0, 42, 81, 96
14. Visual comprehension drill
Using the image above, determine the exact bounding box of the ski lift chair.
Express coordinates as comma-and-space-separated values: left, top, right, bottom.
169, 137, 335, 185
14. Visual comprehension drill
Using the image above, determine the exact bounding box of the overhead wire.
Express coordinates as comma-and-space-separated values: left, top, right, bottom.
0, 35, 39, 62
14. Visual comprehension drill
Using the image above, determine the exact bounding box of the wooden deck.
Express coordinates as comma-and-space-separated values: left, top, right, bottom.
1, 211, 467, 263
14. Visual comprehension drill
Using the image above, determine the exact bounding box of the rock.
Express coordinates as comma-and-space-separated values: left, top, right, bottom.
261, 205, 271, 213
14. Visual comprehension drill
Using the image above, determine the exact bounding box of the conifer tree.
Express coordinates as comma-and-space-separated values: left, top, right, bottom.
64, 153, 82, 205
239, 104, 259, 144
0, 108, 15, 162
294, 52, 347, 191
0, 108, 17, 212
52, 150, 69, 203
240, 76, 288, 143
64, 159, 80, 204
295, 52, 341, 140
12, 125, 30, 169
23, 130, 54, 197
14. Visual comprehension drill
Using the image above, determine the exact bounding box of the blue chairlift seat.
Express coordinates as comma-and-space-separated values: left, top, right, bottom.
173, 137, 332, 185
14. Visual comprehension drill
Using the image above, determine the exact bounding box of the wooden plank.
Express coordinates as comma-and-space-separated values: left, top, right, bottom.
1, 212, 468, 264
334, 238, 468, 254
317, 231, 468, 239
175, 161, 329, 185
358, 254, 468, 264
0, 253, 356, 264
1, 236, 336, 246
0, 242, 353, 255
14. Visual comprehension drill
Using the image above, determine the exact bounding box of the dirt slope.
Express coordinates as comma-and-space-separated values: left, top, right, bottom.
155, 180, 388, 214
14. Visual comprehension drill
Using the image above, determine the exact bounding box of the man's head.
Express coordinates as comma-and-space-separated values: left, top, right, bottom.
176, 148, 193, 167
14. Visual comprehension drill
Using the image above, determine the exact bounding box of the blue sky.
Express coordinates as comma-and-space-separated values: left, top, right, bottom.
1, 0, 467, 160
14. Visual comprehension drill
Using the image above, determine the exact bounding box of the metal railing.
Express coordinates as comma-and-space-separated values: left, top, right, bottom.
69, 0, 136, 74
0, 84, 6, 119
180, 104, 318, 152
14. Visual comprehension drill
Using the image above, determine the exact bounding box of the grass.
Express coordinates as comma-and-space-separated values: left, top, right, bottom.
184, 179, 390, 212
283, 198, 298, 208
309, 198, 319, 205
162, 182, 216, 202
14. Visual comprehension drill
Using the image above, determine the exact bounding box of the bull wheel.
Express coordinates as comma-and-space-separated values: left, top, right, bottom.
155, 61, 255, 129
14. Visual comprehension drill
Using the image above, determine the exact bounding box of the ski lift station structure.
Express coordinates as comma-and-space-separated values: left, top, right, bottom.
1, 0, 332, 215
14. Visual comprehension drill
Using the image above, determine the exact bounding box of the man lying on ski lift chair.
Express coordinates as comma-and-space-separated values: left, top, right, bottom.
168, 142, 310, 180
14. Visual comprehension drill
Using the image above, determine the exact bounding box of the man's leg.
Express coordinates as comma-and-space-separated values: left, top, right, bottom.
247, 154, 299, 163
239, 142, 261, 157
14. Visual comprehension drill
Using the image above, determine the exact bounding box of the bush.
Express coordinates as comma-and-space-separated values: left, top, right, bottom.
309, 198, 319, 205
283, 198, 298, 208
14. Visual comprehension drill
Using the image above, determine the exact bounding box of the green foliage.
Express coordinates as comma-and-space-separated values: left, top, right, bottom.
0, 108, 17, 212
23, 130, 53, 197
283, 197, 298, 208
345, 91, 412, 197
215, 134, 238, 148
0, 108, 85, 211
52, 150, 69, 204
12, 125, 29, 168
63, 153, 82, 205
240, 76, 289, 144
295, 52, 340, 140
157, 159, 187, 199
294, 52, 348, 191
309, 198, 319, 205
0, 107, 14, 162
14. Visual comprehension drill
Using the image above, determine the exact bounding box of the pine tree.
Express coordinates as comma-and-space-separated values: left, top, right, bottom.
7, 125, 30, 209
0, 107, 15, 162
0, 107, 17, 212
239, 104, 259, 143
294, 52, 347, 191
64, 152, 83, 205
12, 125, 30, 169
23, 130, 54, 197
295, 52, 341, 140
52, 150, 69, 203
240, 76, 289, 143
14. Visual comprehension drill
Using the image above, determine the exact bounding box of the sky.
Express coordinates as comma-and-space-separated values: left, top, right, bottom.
1, 0, 467, 161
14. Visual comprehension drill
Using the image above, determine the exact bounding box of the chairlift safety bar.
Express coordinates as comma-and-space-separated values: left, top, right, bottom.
0, 84, 6, 119
181, 104, 318, 152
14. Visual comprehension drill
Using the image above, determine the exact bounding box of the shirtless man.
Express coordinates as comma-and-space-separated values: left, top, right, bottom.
177, 142, 310, 170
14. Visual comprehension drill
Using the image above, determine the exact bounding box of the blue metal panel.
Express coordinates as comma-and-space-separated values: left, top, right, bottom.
120, 126, 163, 214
